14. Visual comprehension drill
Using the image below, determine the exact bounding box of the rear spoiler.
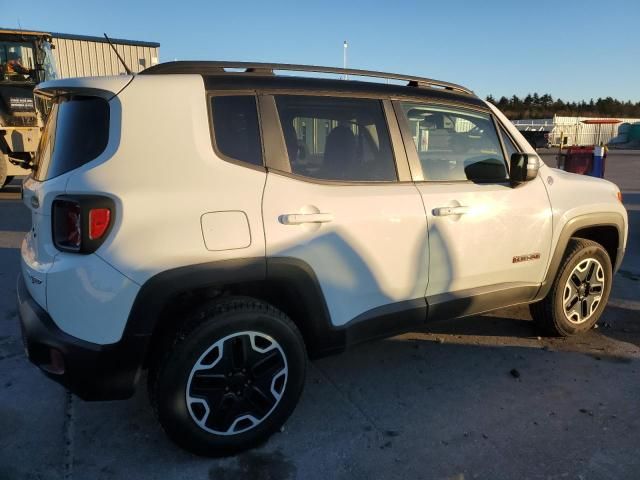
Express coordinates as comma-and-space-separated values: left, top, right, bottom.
34, 75, 134, 101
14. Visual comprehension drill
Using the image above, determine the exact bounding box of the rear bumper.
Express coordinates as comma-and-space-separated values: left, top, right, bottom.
17, 273, 149, 400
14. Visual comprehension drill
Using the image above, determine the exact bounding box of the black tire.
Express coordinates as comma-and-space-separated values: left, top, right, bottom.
149, 296, 307, 457
530, 238, 612, 336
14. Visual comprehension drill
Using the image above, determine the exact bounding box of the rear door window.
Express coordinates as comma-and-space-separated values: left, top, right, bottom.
34, 96, 110, 181
274, 95, 397, 182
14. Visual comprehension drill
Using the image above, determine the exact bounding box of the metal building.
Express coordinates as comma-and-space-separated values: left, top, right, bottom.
512, 116, 640, 147
50, 32, 160, 78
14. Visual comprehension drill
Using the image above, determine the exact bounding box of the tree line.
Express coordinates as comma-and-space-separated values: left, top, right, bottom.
486, 94, 640, 120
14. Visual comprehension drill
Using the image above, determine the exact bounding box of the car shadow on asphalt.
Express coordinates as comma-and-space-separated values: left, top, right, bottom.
28, 301, 638, 479
446, 313, 637, 362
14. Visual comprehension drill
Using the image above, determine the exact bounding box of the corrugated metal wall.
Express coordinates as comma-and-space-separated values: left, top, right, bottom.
51, 36, 159, 78
549, 116, 640, 146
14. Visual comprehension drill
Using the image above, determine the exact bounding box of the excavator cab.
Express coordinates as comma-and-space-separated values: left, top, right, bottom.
0, 30, 57, 84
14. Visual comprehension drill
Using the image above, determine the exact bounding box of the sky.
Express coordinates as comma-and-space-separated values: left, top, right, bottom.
3, 0, 639, 102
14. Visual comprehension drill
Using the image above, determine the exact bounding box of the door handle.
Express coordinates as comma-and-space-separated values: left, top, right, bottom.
279, 213, 334, 225
432, 206, 470, 217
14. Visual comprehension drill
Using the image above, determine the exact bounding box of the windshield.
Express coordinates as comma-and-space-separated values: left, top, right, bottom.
0, 38, 57, 84
0, 41, 36, 83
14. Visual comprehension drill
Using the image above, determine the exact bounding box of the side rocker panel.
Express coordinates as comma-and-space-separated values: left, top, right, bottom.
267, 257, 427, 356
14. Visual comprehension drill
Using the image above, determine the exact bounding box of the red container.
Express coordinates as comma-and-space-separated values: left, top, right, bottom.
563, 146, 594, 175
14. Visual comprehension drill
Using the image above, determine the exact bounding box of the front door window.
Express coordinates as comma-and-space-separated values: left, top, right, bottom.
400, 103, 509, 183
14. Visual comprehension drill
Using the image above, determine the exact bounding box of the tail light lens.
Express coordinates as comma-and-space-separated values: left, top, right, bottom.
89, 208, 111, 240
52, 200, 82, 251
52, 196, 114, 253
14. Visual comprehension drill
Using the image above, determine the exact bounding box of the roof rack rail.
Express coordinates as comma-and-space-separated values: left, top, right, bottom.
141, 61, 474, 96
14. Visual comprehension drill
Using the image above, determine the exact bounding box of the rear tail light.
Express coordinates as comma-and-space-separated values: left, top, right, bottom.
52, 196, 115, 253
89, 208, 111, 240
52, 200, 82, 251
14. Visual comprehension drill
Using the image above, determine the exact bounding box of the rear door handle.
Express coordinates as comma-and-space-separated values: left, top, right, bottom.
279, 213, 334, 225
432, 206, 470, 217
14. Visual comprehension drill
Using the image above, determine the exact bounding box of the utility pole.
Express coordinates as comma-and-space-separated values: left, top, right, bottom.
343, 40, 348, 79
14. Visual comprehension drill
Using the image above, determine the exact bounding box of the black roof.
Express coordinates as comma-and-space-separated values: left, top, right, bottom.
141, 61, 482, 106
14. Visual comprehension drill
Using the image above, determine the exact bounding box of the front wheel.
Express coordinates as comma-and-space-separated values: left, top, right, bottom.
530, 238, 612, 336
150, 297, 307, 456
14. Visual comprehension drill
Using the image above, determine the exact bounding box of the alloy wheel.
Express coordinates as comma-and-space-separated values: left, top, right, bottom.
563, 258, 605, 324
185, 331, 288, 435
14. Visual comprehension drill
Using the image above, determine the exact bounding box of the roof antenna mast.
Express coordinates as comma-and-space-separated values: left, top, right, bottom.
104, 33, 133, 75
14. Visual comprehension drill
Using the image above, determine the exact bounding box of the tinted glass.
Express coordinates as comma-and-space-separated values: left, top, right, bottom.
34, 96, 110, 181
211, 96, 263, 167
275, 95, 397, 182
399, 102, 508, 182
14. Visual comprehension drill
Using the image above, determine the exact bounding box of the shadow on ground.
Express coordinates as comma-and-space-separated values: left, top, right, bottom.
35, 300, 637, 480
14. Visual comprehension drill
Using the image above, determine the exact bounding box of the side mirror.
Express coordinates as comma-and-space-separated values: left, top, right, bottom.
510, 153, 540, 186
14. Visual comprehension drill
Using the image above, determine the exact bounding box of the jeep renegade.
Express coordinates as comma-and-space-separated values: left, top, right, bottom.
17, 61, 628, 456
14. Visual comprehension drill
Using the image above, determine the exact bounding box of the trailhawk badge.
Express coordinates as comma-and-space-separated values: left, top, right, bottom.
513, 253, 541, 263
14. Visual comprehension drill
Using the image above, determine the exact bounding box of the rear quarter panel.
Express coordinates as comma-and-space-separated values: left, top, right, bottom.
64, 74, 267, 285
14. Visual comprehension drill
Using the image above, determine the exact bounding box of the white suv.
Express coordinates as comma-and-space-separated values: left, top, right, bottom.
17, 62, 628, 456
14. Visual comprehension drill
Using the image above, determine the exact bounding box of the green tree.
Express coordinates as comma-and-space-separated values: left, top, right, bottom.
486, 92, 639, 119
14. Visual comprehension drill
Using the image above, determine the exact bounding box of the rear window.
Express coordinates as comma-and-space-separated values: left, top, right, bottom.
210, 95, 263, 167
34, 96, 110, 181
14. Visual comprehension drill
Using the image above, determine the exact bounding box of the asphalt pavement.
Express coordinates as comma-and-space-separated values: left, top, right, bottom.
1, 151, 639, 480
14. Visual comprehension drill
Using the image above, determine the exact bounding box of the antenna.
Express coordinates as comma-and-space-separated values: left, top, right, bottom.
103, 33, 133, 75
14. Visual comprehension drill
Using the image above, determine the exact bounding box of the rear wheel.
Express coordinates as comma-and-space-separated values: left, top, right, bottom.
530, 238, 612, 336
149, 297, 307, 456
